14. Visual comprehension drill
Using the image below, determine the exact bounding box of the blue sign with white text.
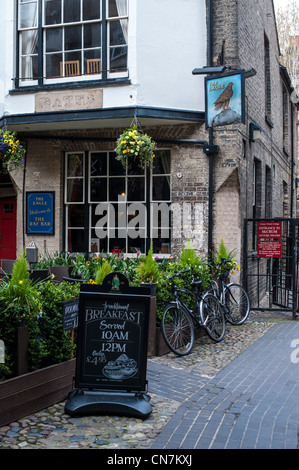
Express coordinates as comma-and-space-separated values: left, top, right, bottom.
26, 192, 55, 234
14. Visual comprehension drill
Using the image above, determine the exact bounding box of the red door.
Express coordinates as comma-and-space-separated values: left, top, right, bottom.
0, 199, 17, 260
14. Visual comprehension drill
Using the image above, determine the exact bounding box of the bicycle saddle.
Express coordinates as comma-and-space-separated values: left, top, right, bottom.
190, 280, 202, 287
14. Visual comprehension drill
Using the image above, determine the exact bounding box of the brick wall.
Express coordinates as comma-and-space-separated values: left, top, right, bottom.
10, 139, 63, 258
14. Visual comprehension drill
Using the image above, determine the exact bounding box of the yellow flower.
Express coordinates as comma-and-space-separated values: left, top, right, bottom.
86, 261, 91, 265
19, 280, 23, 284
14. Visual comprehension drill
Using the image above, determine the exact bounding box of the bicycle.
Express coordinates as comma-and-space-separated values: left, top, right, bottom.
209, 258, 250, 326
161, 269, 226, 356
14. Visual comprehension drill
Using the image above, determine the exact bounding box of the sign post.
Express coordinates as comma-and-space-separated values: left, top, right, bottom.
65, 274, 152, 419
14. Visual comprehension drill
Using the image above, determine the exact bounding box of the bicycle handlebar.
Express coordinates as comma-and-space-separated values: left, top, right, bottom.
166, 268, 191, 280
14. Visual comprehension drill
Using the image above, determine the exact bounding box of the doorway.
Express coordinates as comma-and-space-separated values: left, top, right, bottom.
0, 198, 17, 260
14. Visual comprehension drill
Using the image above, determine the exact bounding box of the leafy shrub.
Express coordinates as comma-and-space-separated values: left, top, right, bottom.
135, 243, 160, 283
37, 281, 80, 368
94, 260, 112, 284
0, 275, 80, 379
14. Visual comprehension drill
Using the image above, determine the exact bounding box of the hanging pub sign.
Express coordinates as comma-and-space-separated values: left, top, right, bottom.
26, 191, 55, 235
205, 71, 245, 128
65, 279, 152, 418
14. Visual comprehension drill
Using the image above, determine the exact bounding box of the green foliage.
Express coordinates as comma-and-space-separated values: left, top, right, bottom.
94, 260, 113, 284
0, 243, 241, 379
155, 243, 211, 326
31, 250, 72, 268
34, 281, 80, 368
0, 250, 43, 322
0, 271, 79, 379
213, 238, 237, 276
115, 124, 157, 170
179, 239, 200, 267
0, 129, 26, 173
216, 238, 229, 262
135, 243, 159, 283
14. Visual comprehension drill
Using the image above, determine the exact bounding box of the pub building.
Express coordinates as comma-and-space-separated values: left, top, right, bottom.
0, 0, 297, 282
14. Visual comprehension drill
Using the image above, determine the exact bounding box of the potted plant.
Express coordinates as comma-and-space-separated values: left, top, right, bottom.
115, 124, 157, 170
135, 244, 160, 295
213, 238, 239, 280
0, 251, 44, 376
0, 129, 26, 173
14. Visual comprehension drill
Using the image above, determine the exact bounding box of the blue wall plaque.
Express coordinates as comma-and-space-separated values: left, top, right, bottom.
26, 192, 55, 235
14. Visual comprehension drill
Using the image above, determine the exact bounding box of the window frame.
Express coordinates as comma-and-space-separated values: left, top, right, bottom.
16, 0, 129, 88
64, 149, 172, 255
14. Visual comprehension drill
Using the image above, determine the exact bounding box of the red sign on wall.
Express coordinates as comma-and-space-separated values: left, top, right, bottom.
257, 240, 282, 258
257, 221, 282, 258
257, 222, 282, 239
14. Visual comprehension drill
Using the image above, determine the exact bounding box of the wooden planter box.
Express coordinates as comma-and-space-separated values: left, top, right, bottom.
0, 359, 75, 428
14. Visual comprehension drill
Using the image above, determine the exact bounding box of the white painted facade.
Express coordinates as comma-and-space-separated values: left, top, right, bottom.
0, 0, 207, 120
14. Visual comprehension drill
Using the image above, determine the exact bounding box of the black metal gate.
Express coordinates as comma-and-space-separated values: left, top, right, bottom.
243, 218, 299, 319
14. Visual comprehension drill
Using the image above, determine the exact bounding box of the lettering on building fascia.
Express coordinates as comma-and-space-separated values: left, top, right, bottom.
35, 89, 103, 113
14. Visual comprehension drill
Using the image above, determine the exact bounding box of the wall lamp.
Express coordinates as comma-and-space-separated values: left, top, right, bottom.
249, 122, 262, 142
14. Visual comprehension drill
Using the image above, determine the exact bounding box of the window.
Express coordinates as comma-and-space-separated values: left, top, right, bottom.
65, 150, 172, 255
17, 0, 128, 86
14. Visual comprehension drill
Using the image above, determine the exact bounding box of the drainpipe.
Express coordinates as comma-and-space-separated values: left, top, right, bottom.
290, 101, 294, 217
22, 140, 28, 250
208, 0, 213, 67
207, 0, 214, 261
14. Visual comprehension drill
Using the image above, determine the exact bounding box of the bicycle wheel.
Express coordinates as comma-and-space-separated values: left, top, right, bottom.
224, 283, 250, 325
161, 304, 194, 356
200, 293, 226, 342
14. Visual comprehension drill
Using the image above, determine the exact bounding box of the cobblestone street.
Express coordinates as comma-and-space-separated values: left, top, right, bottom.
1, 313, 291, 450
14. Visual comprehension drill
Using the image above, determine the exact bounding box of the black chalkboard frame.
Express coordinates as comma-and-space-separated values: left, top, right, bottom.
75, 284, 151, 393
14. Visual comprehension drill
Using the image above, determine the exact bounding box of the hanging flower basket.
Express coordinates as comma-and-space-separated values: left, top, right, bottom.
0, 129, 26, 173
115, 124, 157, 170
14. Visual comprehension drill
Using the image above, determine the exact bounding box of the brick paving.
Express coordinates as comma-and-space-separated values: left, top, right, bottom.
1, 317, 298, 450
150, 321, 299, 449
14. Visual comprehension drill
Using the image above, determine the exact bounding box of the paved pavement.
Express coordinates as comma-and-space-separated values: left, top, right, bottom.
149, 320, 299, 449
0, 315, 298, 451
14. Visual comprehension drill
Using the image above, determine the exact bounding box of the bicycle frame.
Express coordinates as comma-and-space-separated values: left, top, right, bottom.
167, 271, 217, 329
169, 281, 200, 327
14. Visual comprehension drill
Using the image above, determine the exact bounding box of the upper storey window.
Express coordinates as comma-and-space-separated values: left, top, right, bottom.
17, 0, 128, 87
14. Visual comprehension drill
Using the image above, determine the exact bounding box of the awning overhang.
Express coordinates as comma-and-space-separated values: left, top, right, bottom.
0, 106, 205, 133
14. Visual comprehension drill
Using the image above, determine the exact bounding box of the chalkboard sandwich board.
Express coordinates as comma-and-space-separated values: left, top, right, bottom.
65, 277, 152, 419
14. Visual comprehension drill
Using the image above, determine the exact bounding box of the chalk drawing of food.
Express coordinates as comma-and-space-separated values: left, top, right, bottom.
102, 354, 138, 379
